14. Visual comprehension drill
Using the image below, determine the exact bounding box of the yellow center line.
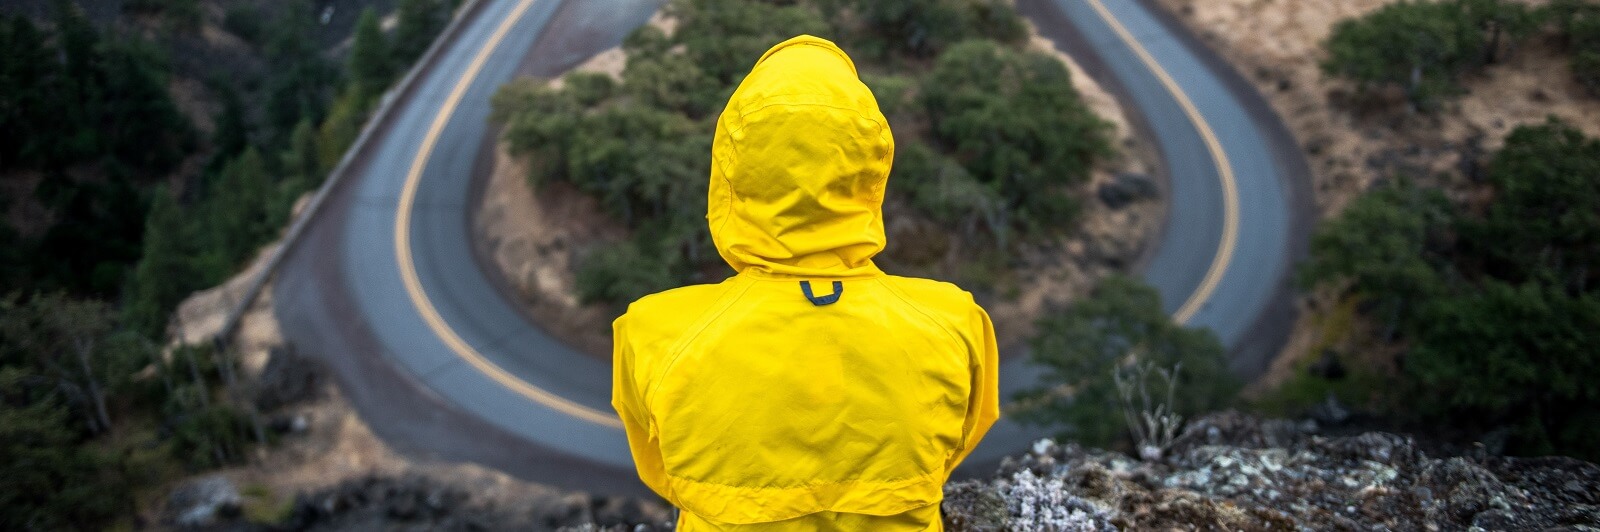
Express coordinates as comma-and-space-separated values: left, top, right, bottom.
1087, 0, 1240, 325
394, 0, 623, 428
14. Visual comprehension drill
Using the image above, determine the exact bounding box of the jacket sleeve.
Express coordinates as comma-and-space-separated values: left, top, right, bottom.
611, 315, 670, 499
946, 302, 1001, 477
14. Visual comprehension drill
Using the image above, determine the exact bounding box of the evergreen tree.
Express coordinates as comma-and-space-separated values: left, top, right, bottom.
1306, 121, 1600, 459
209, 81, 251, 168
391, 0, 447, 69
669, 0, 830, 85
0, 368, 130, 530
96, 38, 195, 175
0, 15, 66, 170
203, 148, 272, 275
264, 0, 336, 144
55, 0, 102, 161
349, 7, 393, 101
282, 118, 321, 182
128, 189, 195, 339
317, 91, 367, 175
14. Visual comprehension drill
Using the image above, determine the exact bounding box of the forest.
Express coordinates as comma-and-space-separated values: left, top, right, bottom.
0, 0, 454, 528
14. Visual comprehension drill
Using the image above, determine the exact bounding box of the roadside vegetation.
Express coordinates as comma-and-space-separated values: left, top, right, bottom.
1011, 275, 1237, 448
1322, 0, 1600, 111
492, 0, 1114, 308
0, 1, 455, 528
1299, 119, 1600, 460
1300, 0, 1600, 462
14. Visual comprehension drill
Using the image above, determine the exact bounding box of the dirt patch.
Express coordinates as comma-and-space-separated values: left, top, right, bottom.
476, 144, 628, 357
1151, 0, 1600, 390
476, 21, 1163, 355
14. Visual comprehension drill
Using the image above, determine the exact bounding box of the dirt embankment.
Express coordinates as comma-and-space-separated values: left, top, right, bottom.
477, 16, 1165, 356
1150, 0, 1600, 389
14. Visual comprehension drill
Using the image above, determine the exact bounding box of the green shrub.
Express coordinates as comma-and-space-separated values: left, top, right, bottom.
1304, 120, 1600, 459
575, 239, 680, 306
1013, 275, 1237, 446
922, 40, 1111, 235
1322, 0, 1536, 111
1550, 0, 1600, 95
844, 0, 1025, 58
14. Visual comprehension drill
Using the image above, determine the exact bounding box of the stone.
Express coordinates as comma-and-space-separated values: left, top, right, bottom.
941, 413, 1600, 530
164, 474, 242, 528
255, 345, 322, 411
1096, 173, 1159, 209
1308, 393, 1352, 425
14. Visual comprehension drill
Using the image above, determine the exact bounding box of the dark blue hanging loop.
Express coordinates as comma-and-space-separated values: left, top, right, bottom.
799, 281, 843, 306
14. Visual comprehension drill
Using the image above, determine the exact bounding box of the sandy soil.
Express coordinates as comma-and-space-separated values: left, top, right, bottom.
476, 18, 1164, 355
476, 144, 629, 356
1151, 0, 1600, 390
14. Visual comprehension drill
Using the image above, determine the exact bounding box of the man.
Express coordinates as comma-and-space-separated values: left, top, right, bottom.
611, 35, 999, 531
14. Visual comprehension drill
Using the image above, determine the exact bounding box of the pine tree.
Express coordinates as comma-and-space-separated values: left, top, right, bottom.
348, 7, 392, 101
391, 0, 446, 68
264, 0, 335, 143
282, 118, 321, 182
128, 189, 194, 339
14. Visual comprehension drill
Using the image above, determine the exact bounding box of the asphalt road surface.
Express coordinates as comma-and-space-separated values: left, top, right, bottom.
275, 0, 1312, 494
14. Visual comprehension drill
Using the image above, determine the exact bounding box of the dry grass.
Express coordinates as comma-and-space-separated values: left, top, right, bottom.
1154, 0, 1600, 390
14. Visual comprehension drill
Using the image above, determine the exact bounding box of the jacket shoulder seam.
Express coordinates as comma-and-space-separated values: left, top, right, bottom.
874, 278, 967, 350
643, 279, 756, 406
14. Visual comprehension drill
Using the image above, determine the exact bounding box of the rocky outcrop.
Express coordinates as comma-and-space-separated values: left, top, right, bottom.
942, 411, 1600, 530
164, 475, 243, 528
274, 475, 666, 531
164, 410, 1598, 530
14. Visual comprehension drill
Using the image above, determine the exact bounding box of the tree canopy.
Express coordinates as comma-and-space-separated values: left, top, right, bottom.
1322, 0, 1538, 111
1306, 120, 1600, 459
1551, 0, 1600, 95
922, 39, 1113, 239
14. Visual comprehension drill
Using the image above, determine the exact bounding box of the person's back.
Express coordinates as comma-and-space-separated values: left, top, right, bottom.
611, 35, 999, 531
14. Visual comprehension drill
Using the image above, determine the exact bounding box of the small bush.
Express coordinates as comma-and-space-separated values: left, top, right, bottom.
1013, 276, 1237, 446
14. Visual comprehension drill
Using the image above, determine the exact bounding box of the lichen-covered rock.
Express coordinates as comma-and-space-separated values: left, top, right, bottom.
272, 474, 668, 531
164, 474, 243, 528
943, 412, 1600, 531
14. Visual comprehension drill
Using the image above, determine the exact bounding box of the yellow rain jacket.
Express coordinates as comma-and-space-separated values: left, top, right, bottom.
611, 35, 1000, 531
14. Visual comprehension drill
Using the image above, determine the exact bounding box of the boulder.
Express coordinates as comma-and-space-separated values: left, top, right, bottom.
944, 413, 1600, 530
1096, 173, 1158, 209
164, 474, 242, 528
254, 345, 322, 411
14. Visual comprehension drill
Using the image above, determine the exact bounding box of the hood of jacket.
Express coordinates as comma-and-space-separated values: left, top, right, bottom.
707, 35, 894, 278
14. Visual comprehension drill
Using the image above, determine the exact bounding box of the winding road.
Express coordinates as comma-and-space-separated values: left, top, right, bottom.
274, 0, 1311, 494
